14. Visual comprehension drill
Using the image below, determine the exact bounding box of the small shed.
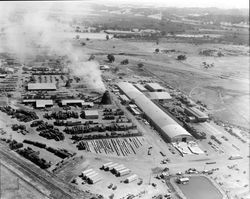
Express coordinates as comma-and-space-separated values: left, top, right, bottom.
84, 110, 99, 119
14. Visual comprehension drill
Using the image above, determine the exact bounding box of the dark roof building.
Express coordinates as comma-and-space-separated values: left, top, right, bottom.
184, 107, 209, 122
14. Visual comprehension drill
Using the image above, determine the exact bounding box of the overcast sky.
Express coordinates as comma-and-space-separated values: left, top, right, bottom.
98, 0, 249, 9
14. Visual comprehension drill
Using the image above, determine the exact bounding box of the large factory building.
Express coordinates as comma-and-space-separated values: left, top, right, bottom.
117, 82, 193, 142
27, 83, 56, 91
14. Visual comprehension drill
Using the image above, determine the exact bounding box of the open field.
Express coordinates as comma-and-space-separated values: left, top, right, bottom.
85, 39, 249, 129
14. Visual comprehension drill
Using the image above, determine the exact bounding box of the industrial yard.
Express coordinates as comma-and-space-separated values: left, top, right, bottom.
0, 1, 249, 199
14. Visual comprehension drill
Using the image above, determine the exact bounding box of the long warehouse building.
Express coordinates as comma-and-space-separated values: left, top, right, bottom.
117, 82, 193, 142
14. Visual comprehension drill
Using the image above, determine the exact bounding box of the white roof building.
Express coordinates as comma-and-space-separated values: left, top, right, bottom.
61, 100, 94, 107
117, 82, 193, 142
145, 92, 172, 100
23, 99, 53, 108
27, 83, 56, 91
84, 110, 99, 119
145, 83, 165, 92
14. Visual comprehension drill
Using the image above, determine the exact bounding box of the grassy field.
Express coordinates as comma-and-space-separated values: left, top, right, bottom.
86, 38, 249, 129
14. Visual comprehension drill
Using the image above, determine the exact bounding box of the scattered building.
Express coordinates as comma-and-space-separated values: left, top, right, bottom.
145, 83, 165, 92
119, 94, 130, 103
27, 83, 56, 91
128, 104, 142, 116
118, 168, 131, 176
184, 107, 209, 122
84, 110, 99, 119
61, 100, 93, 107
23, 99, 53, 108
134, 84, 148, 92
145, 92, 172, 102
177, 177, 189, 184
124, 174, 138, 183
81, 169, 102, 184
117, 82, 193, 142
0, 74, 7, 78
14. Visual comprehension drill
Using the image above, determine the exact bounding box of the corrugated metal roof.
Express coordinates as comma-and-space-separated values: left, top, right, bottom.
145, 83, 165, 91
186, 107, 208, 118
36, 100, 53, 108
61, 99, 85, 106
84, 110, 98, 116
28, 83, 56, 90
134, 84, 148, 92
117, 82, 191, 140
145, 92, 172, 100
120, 95, 130, 101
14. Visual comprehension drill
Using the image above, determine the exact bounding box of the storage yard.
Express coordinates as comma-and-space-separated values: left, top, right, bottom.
0, 2, 249, 199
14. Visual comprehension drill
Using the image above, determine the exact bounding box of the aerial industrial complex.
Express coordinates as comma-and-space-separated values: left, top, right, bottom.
0, 1, 249, 199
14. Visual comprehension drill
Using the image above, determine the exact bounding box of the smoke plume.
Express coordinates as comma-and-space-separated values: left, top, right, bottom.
0, 2, 105, 91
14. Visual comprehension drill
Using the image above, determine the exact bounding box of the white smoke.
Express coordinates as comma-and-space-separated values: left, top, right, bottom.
0, 2, 105, 91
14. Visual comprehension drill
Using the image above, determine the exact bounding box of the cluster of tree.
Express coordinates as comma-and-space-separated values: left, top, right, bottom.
120, 59, 129, 65
9, 140, 23, 150
74, 131, 142, 142
183, 122, 206, 139
177, 55, 187, 60
35, 122, 65, 141
23, 139, 46, 148
0, 106, 39, 122
107, 54, 115, 62
16, 147, 51, 169
103, 109, 124, 116
39, 128, 65, 141
12, 124, 26, 131
210, 135, 222, 145
44, 111, 79, 120
64, 123, 136, 135
137, 63, 144, 69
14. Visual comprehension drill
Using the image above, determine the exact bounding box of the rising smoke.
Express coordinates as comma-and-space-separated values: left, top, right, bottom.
0, 2, 105, 91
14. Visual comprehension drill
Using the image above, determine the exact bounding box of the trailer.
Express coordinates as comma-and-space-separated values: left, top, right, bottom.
89, 175, 103, 184
106, 163, 119, 171
114, 166, 126, 174
124, 174, 138, 183
83, 171, 96, 179
118, 168, 131, 176
112, 164, 125, 172
177, 177, 189, 184
82, 169, 93, 176
87, 172, 99, 180
229, 155, 243, 160
102, 162, 113, 170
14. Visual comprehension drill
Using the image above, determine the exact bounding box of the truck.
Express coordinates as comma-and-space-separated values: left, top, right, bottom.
229, 155, 243, 160
124, 174, 138, 183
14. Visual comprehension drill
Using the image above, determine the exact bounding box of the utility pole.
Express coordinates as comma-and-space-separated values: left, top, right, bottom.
148, 172, 152, 185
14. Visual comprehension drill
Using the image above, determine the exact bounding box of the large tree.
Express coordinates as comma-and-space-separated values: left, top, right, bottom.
107, 54, 115, 62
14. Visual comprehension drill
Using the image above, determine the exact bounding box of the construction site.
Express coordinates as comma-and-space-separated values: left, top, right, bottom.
0, 1, 249, 199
